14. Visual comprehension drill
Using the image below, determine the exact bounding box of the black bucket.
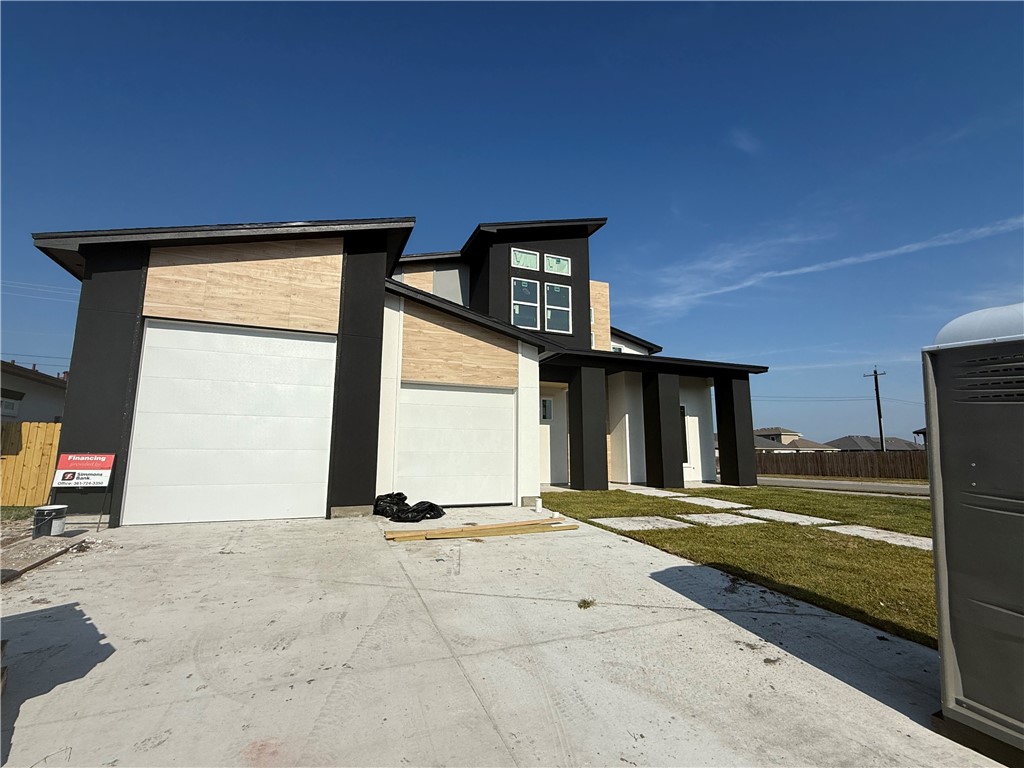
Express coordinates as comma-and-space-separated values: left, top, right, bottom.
32, 505, 68, 539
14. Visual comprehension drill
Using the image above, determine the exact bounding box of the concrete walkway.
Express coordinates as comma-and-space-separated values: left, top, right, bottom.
1, 509, 991, 767
758, 476, 930, 496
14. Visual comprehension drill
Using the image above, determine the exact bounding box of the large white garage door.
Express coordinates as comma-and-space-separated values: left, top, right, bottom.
122, 319, 337, 525
395, 384, 515, 506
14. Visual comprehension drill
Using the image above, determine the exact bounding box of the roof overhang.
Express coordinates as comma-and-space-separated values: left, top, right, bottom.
461, 217, 607, 256
384, 278, 554, 352
540, 349, 768, 381
1, 361, 68, 390
33, 217, 416, 280
608, 325, 663, 354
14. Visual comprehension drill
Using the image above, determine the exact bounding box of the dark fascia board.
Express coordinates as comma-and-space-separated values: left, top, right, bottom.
460, 217, 607, 256
540, 349, 768, 379
398, 251, 463, 263
384, 278, 555, 352
33, 217, 416, 280
608, 325, 664, 354
1, 360, 68, 390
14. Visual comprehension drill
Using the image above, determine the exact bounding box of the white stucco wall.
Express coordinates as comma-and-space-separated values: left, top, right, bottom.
607, 372, 646, 483
375, 294, 403, 495
516, 342, 541, 502
539, 384, 569, 485
609, 334, 650, 356
680, 376, 716, 483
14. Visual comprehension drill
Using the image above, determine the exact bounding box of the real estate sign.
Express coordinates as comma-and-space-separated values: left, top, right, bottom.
52, 453, 115, 488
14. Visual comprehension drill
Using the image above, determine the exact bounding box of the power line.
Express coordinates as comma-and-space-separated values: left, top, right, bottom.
1, 358, 72, 364
1, 291, 79, 304
2, 281, 79, 294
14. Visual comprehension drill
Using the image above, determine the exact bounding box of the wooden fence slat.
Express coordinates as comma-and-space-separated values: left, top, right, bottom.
0, 422, 62, 507
756, 450, 928, 480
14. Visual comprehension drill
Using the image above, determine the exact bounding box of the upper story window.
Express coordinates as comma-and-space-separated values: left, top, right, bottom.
544, 254, 571, 275
511, 248, 540, 271
545, 284, 572, 334
511, 278, 540, 329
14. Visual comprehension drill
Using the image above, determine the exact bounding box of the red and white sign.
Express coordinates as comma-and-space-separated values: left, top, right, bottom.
52, 453, 115, 488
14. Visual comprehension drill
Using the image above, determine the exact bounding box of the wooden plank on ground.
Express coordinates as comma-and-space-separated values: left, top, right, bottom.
418, 523, 579, 540
385, 517, 567, 540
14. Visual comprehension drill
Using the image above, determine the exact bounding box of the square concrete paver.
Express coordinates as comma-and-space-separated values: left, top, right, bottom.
622, 488, 688, 498
678, 512, 767, 527
738, 509, 838, 525
591, 516, 694, 531
821, 524, 933, 550
667, 496, 750, 509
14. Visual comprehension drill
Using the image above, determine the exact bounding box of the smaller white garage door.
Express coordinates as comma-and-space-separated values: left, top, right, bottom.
122, 320, 337, 525
395, 384, 515, 506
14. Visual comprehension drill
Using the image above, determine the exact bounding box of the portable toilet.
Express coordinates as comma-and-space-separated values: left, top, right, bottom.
922, 302, 1024, 755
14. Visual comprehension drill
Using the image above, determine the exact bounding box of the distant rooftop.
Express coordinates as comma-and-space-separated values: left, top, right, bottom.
754, 426, 802, 435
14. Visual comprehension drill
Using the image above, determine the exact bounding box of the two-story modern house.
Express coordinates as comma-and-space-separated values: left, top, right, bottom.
33, 216, 766, 526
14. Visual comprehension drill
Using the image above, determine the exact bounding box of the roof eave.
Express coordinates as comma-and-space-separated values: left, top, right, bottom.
384, 278, 554, 352
33, 217, 416, 281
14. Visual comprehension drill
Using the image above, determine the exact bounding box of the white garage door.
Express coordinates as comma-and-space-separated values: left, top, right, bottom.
395, 384, 515, 506
122, 319, 337, 525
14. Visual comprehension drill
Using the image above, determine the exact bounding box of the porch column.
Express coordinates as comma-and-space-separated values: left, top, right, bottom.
642, 372, 684, 488
715, 374, 757, 486
567, 366, 608, 490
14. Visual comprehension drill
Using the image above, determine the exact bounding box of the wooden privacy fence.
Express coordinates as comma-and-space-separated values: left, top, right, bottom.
1, 421, 62, 506
756, 450, 928, 480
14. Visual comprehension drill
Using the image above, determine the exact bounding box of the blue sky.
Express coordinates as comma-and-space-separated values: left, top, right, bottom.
3, 2, 1022, 442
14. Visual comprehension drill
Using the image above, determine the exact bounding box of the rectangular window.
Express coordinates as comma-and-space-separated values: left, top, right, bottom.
611, 345, 624, 353
540, 398, 553, 421
545, 283, 572, 334
544, 254, 571, 275
511, 248, 540, 271
511, 278, 540, 329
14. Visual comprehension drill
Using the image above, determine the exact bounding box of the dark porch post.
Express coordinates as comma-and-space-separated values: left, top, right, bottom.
714, 374, 757, 486
642, 372, 684, 488
567, 366, 608, 490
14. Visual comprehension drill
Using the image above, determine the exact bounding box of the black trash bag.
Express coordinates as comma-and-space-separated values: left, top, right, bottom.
373, 492, 408, 518
388, 501, 446, 524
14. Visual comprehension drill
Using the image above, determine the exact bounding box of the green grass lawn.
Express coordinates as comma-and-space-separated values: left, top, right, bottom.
669, 485, 932, 537
759, 474, 929, 486
1, 506, 35, 521
542, 488, 937, 647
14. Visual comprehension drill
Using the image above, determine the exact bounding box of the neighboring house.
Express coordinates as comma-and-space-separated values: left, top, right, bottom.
913, 427, 927, 445
34, 216, 767, 527
1, 361, 66, 422
753, 426, 839, 452
826, 435, 925, 451
715, 434, 795, 454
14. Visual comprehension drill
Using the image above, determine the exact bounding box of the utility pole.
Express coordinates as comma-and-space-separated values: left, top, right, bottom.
864, 367, 887, 451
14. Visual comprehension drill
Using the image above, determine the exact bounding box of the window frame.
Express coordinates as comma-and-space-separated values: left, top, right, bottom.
544, 283, 573, 334
510, 247, 540, 271
544, 253, 572, 276
540, 397, 554, 422
510, 277, 541, 330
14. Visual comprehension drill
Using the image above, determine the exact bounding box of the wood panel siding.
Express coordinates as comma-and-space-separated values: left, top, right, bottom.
1, 421, 61, 507
590, 280, 611, 351
144, 238, 344, 334
399, 264, 434, 293
401, 301, 519, 388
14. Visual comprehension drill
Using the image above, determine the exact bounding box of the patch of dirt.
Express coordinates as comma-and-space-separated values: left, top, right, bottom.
0, 519, 34, 548
1, 535, 117, 580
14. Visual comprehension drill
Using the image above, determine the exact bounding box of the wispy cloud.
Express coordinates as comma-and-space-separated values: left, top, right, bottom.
730, 128, 762, 155
769, 355, 920, 372
644, 215, 1023, 314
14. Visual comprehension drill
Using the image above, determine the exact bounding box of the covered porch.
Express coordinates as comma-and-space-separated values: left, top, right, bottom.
538, 350, 767, 491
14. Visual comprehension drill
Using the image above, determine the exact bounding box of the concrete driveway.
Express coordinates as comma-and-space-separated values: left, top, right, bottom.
1, 507, 995, 767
